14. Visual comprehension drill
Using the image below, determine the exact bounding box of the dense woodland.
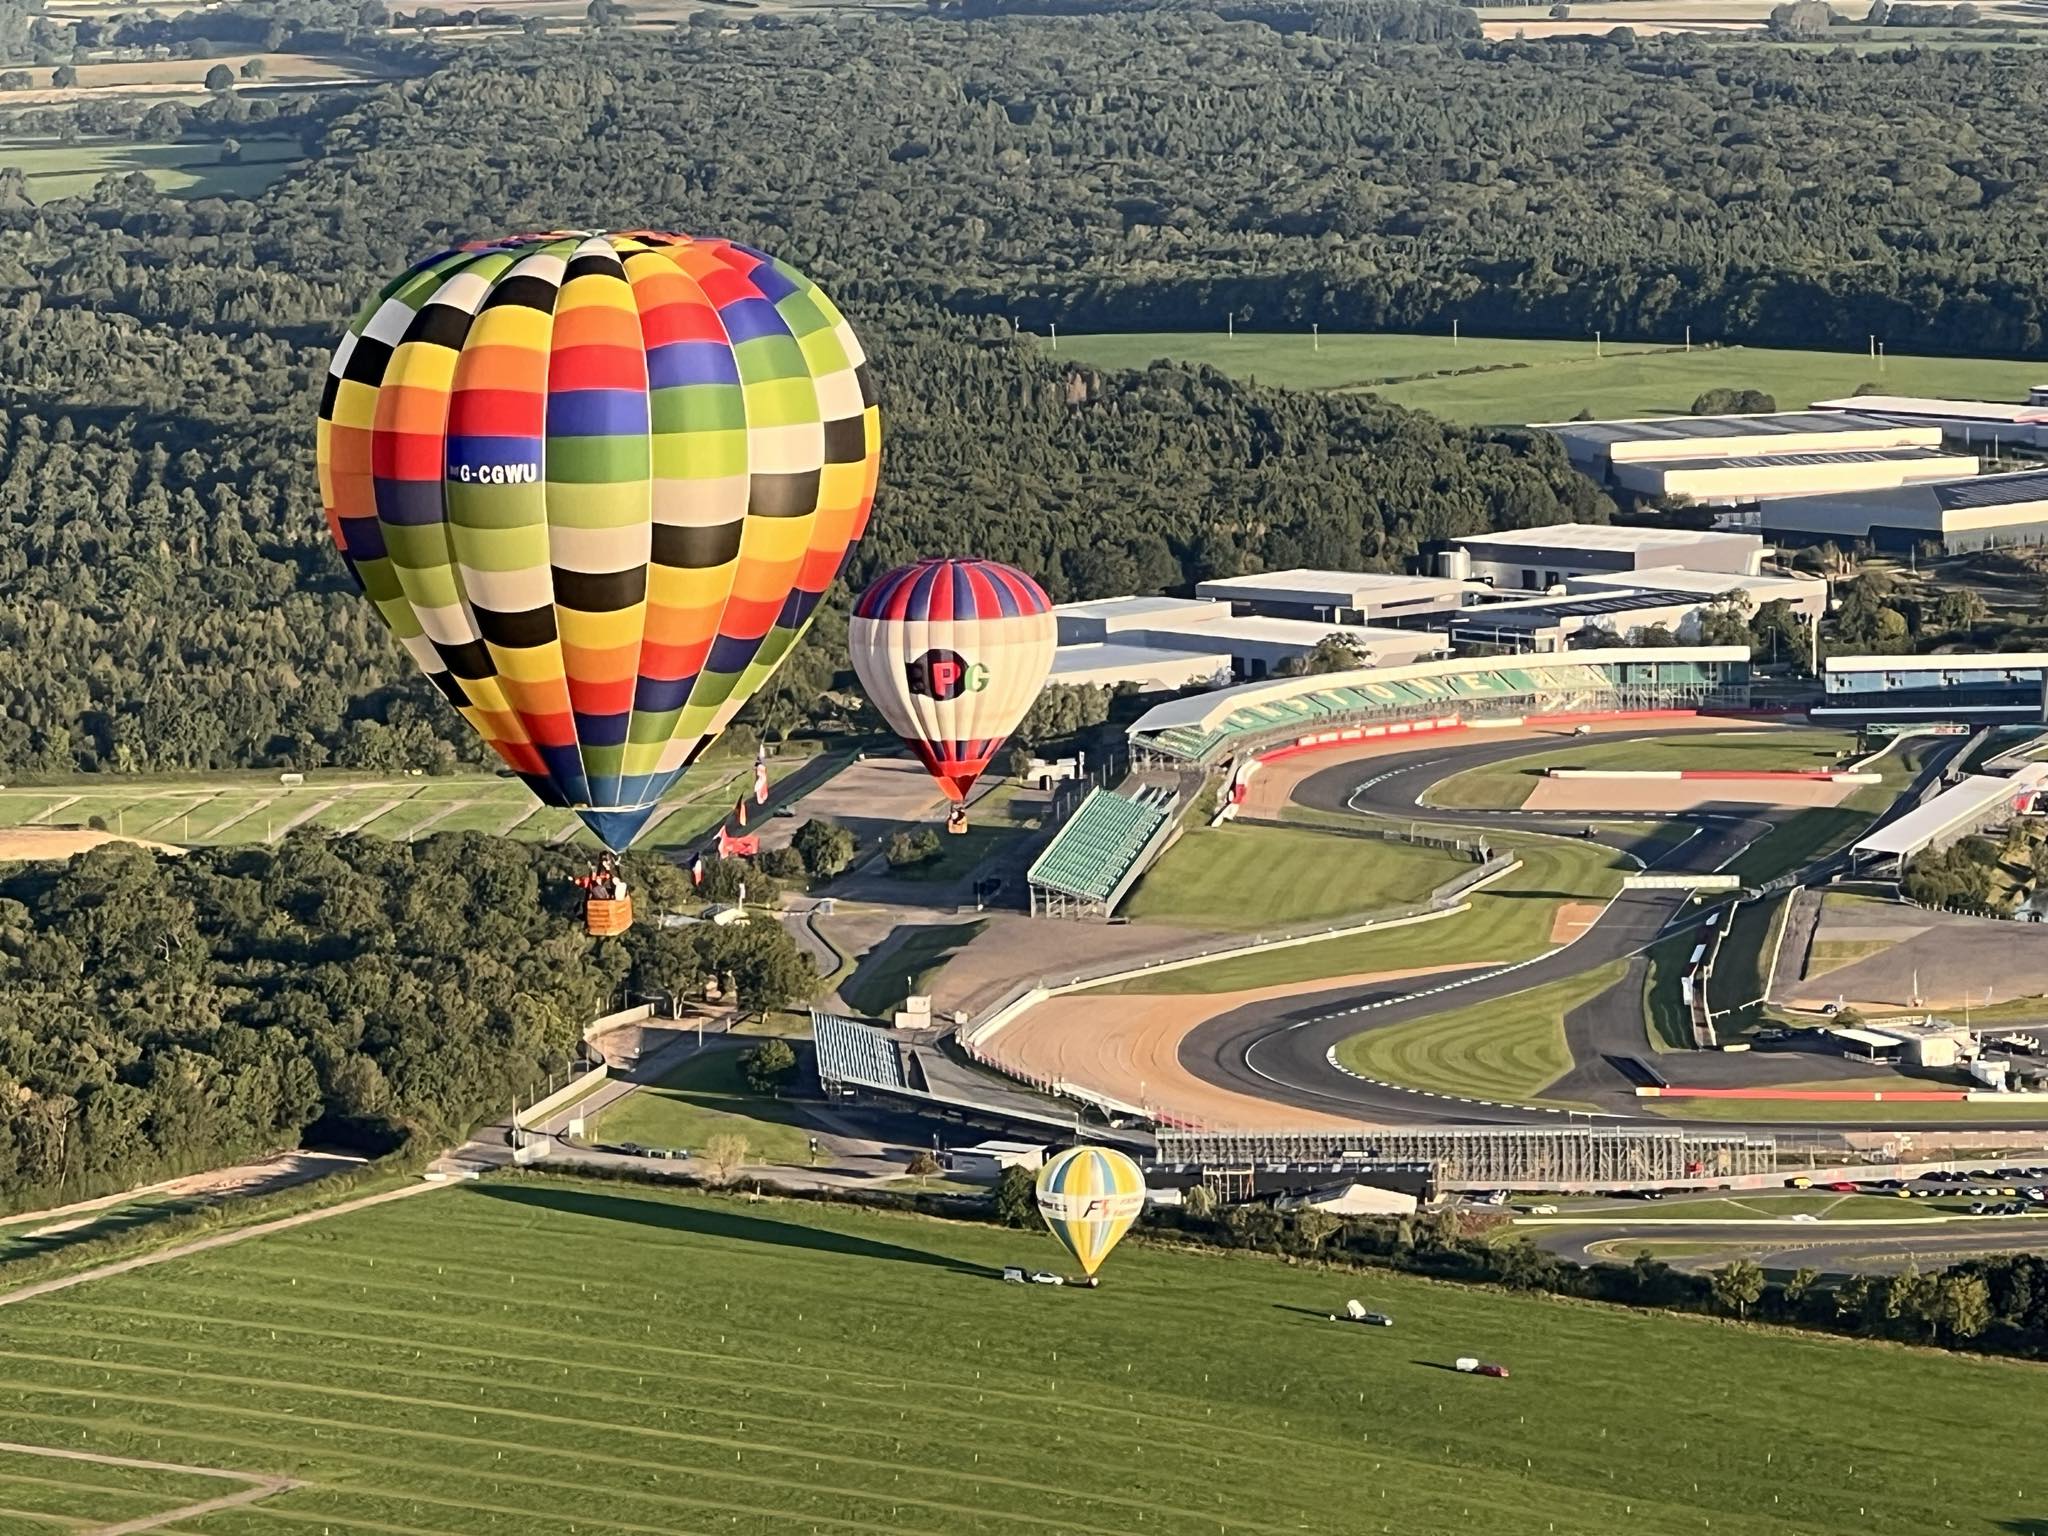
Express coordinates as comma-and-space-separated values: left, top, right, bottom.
0, 835, 815, 1209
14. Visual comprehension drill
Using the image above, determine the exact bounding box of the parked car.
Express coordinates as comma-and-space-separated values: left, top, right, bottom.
1785, 1176, 1813, 1189
1360, 1312, 1394, 1327
1827, 1181, 1859, 1193
1029, 1271, 1064, 1286
1791, 1213, 1820, 1223
1001, 1266, 1027, 1284
1476, 1363, 1511, 1379
1526, 1204, 1559, 1216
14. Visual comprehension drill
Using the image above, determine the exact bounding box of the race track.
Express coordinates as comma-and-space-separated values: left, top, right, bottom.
1174, 723, 2037, 1133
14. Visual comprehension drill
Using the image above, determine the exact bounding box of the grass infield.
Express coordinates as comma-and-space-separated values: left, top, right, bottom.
0, 1173, 2041, 1534
1120, 820, 1468, 930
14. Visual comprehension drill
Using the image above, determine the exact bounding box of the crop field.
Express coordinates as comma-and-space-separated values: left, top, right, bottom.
1, 1173, 2043, 1535
1425, 729, 1861, 811
0, 135, 302, 204
1052, 331, 2048, 424
1334, 959, 1625, 1105
1121, 820, 1467, 930
0, 754, 800, 857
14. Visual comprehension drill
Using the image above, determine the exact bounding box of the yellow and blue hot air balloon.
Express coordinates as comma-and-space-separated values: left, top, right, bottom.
1035, 1145, 1147, 1279
315, 229, 881, 852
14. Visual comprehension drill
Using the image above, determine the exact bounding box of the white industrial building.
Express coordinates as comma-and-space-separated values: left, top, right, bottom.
1848, 762, 2048, 870
1445, 588, 1727, 653
1050, 643, 1230, 692
1759, 468, 2048, 555
1194, 568, 1478, 626
1542, 411, 1946, 480
1611, 446, 1978, 506
1814, 394, 2048, 451
1050, 595, 1448, 688
1446, 523, 1763, 590
1564, 567, 1826, 622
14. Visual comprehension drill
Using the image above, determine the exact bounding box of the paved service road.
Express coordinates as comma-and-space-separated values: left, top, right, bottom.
1176, 726, 2044, 1133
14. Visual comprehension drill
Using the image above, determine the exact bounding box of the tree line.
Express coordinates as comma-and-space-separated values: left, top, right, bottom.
0, 832, 815, 1211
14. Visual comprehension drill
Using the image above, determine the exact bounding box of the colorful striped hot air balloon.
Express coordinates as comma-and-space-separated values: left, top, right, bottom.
315, 230, 882, 851
848, 558, 1055, 807
1035, 1145, 1147, 1279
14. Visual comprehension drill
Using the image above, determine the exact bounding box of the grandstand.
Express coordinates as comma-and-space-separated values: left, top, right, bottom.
812, 1010, 908, 1093
1026, 783, 1181, 918
1126, 646, 1752, 767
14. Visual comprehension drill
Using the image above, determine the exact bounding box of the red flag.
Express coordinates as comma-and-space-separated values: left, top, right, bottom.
715, 825, 732, 859
690, 852, 704, 887
726, 833, 759, 857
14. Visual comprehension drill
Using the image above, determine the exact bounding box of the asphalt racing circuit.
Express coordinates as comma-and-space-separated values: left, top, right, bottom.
1173, 723, 2043, 1134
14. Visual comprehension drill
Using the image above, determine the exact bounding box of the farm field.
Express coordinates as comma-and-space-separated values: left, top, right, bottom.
585, 1046, 816, 1164
1120, 820, 1467, 930
1096, 835, 1632, 995
0, 135, 302, 203
0, 750, 822, 856
1334, 959, 1626, 1105
1425, 729, 1861, 811
1052, 331, 2048, 424
2, 1173, 2044, 1535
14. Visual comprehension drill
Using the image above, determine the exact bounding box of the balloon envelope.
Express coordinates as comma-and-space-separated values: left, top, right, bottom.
315, 230, 881, 849
848, 558, 1054, 801
1035, 1145, 1146, 1277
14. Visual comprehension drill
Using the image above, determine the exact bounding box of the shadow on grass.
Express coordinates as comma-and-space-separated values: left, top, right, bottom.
1410, 1359, 1467, 1373
1998, 1523, 2048, 1535
1272, 1303, 1341, 1321
0, 1197, 199, 1265
473, 1181, 986, 1275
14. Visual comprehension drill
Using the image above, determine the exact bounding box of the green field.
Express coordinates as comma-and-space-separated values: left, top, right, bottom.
2, 1172, 2043, 1535
1054, 331, 2048, 425
0, 749, 827, 856
1098, 834, 1629, 995
839, 919, 986, 1017
587, 1047, 816, 1164
1333, 959, 1624, 1105
1425, 729, 1861, 811
0, 135, 303, 204
1121, 821, 1467, 930
1641, 928, 1698, 1053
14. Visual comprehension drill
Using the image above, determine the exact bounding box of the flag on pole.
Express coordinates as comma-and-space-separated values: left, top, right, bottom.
754, 759, 770, 806
690, 851, 704, 888
715, 825, 732, 859
735, 796, 749, 828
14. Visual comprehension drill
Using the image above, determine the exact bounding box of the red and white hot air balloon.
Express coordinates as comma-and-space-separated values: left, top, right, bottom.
849, 558, 1056, 823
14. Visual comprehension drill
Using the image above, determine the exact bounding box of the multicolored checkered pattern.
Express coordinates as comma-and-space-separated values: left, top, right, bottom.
316, 231, 881, 849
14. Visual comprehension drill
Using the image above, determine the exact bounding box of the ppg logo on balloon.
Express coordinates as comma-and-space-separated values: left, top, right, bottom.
905, 650, 988, 700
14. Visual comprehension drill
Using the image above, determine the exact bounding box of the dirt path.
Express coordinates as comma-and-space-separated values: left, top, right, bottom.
0, 1441, 302, 1534
0, 1181, 443, 1310
0, 1151, 363, 1235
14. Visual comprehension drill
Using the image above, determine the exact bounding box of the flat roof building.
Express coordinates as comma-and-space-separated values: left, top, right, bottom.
1564, 567, 1827, 622
1818, 652, 2048, 722
1194, 569, 1477, 625
1541, 412, 1945, 479
1849, 763, 2048, 870
1053, 595, 1223, 645
1445, 588, 1714, 653
1611, 446, 1979, 506
1813, 394, 2048, 450
1760, 469, 2048, 555
1049, 642, 1231, 692
1449, 523, 1763, 590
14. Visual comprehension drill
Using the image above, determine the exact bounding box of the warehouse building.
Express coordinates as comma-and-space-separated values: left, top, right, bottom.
1050, 643, 1231, 692
1817, 653, 2048, 721
1611, 446, 1978, 506
1049, 595, 1447, 689
1445, 589, 1717, 653
1193, 568, 1478, 626
1541, 411, 1945, 481
1814, 394, 2048, 451
1759, 469, 2048, 555
1563, 567, 1826, 623
1446, 523, 1763, 590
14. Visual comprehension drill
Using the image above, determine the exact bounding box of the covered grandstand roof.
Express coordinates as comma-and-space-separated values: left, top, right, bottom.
1851, 765, 2048, 861
1127, 645, 1751, 739
1826, 652, 2048, 676
1537, 411, 1914, 444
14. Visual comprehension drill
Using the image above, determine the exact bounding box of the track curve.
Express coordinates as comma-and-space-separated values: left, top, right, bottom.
1176, 723, 2048, 1133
